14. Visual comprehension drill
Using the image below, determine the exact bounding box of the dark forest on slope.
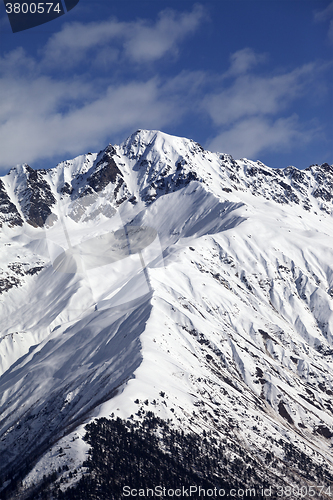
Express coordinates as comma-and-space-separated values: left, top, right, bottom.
8, 413, 330, 500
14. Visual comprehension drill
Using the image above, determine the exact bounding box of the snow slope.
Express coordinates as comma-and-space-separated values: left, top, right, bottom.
0, 130, 333, 498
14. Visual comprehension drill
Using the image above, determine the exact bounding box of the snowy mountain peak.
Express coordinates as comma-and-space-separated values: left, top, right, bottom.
0, 130, 333, 499
0, 130, 331, 231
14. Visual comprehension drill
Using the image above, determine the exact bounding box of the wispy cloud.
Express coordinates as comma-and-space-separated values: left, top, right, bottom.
207, 115, 315, 160
314, 1, 333, 43
123, 5, 205, 63
204, 51, 327, 159
0, 8, 330, 171
314, 1, 333, 22
204, 62, 317, 126
224, 48, 267, 78
0, 6, 206, 171
0, 74, 186, 168
40, 4, 205, 69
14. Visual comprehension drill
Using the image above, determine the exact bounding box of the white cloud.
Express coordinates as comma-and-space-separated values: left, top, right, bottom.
314, 1, 333, 43
203, 63, 316, 126
41, 19, 125, 68
226, 48, 267, 77
203, 51, 325, 160
0, 6, 206, 171
314, 1, 333, 22
0, 15, 328, 172
0, 76, 179, 168
40, 5, 205, 68
0, 47, 37, 76
206, 115, 313, 159
123, 5, 205, 63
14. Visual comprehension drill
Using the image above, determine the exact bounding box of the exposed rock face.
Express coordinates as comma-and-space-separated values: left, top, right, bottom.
309, 163, 333, 206
88, 145, 122, 191
86, 145, 130, 205
0, 261, 45, 294
17, 166, 57, 227
0, 179, 23, 227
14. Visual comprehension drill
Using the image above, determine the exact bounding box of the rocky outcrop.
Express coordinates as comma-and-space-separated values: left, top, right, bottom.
0, 179, 23, 227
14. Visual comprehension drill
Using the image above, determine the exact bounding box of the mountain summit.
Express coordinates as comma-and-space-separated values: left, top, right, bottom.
0, 130, 333, 499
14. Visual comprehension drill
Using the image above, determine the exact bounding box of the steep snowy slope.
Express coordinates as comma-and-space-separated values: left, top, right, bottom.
0, 130, 332, 499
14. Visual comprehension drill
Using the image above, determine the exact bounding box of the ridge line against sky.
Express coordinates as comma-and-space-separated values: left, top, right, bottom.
0, 0, 332, 173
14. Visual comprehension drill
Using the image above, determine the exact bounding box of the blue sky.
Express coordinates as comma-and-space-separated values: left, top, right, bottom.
0, 0, 332, 173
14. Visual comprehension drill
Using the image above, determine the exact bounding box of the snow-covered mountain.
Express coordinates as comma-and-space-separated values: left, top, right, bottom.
0, 130, 333, 499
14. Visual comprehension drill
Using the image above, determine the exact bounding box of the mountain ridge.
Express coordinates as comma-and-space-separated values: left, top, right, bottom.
1, 129, 332, 230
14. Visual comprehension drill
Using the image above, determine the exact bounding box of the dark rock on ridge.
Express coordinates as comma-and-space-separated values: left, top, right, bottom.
20, 166, 57, 227
0, 179, 23, 227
